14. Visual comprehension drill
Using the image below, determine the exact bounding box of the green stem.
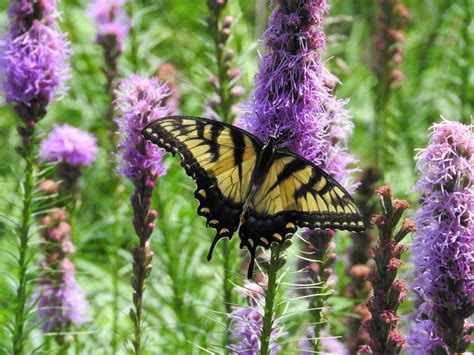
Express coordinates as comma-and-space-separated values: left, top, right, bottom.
111, 253, 120, 354
12, 134, 35, 354
460, 0, 472, 124
222, 239, 232, 348
259, 246, 281, 355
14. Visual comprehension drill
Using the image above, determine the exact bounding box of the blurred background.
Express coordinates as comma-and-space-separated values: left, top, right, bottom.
0, 0, 472, 353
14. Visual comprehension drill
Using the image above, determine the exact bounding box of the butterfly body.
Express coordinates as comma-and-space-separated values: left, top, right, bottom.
143, 116, 365, 278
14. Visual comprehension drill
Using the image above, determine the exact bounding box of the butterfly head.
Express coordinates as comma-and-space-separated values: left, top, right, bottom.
267, 128, 293, 151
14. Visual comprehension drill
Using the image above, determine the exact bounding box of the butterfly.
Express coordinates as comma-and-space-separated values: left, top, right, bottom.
142, 116, 365, 278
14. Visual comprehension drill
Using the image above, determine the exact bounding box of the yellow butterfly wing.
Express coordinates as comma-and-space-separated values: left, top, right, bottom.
142, 116, 262, 259
239, 150, 365, 267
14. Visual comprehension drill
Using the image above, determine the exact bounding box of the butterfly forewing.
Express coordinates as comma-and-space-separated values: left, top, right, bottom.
239, 151, 364, 258
142, 116, 262, 259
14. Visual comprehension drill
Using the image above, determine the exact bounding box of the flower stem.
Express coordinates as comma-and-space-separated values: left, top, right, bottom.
259, 245, 281, 355
12, 127, 36, 354
222, 240, 232, 320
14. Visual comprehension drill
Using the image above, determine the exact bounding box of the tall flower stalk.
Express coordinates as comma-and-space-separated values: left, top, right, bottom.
36, 208, 90, 342
205, 0, 245, 345
227, 279, 285, 354
88, 0, 130, 134
344, 167, 381, 352
205, 0, 244, 124
0, 0, 70, 352
359, 185, 414, 354
371, 0, 409, 168
241, 0, 358, 352
35, 126, 97, 344
115, 75, 171, 354
409, 121, 474, 353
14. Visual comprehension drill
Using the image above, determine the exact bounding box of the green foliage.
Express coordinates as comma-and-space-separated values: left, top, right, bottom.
0, 0, 473, 353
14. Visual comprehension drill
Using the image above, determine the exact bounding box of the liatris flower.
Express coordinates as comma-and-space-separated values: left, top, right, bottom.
88, 0, 130, 127
227, 281, 283, 354
371, 1, 409, 168
88, 0, 130, 53
359, 186, 414, 354
115, 74, 171, 354
240, 1, 358, 353
1, 0, 71, 352
36, 208, 89, 333
409, 120, 474, 353
39, 124, 98, 192
242, 0, 357, 190
157, 62, 181, 114
372, 1, 409, 88
344, 167, 382, 352
296, 229, 338, 352
205, 1, 244, 124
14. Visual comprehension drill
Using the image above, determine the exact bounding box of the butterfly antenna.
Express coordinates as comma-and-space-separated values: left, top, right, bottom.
207, 235, 223, 261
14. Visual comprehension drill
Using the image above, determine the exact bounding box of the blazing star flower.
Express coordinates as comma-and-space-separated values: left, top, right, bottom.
8, 0, 59, 37
410, 120, 474, 353
36, 209, 89, 332
241, 0, 357, 190
40, 124, 98, 166
87, 0, 130, 52
37, 260, 89, 332
1, 20, 71, 108
115, 75, 171, 179
116, 74, 173, 352
227, 281, 283, 354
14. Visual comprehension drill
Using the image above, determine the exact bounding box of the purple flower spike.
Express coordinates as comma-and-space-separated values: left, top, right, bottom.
88, 0, 130, 52
40, 124, 98, 166
241, 0, 357, 191
227, 281, 283, 354
36, 209, 89, 333
37, 260, 90, 332
116, 74, 173, 353
410, 120, 474, 353
115, 74, 172, 179
1, 20, 71, 108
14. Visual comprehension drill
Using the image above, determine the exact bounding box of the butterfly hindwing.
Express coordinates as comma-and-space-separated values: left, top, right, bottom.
142, 116, 262, 259
239, 151, 364, 268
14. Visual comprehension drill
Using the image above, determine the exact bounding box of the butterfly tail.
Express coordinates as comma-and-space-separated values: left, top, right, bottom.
246, 246, 256, 279
207, 235, 223, 261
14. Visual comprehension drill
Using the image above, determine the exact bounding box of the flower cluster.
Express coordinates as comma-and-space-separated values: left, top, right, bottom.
40, 124, 98, 167
372, 0, 409, 87
40, 124, 98, 192
204, 0, 244, 123
115, 75, 171, 180
359, 185, 414, 354
1, 0, 70, 111
227, 281, 283, 354
157, 62, 181, 114
409, 120, 474, 353
36, 208, 89, 332
344, 167, 382, 352
88, 0, 130, 52
115, 74, 172, 353
242, 0, 357, 190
